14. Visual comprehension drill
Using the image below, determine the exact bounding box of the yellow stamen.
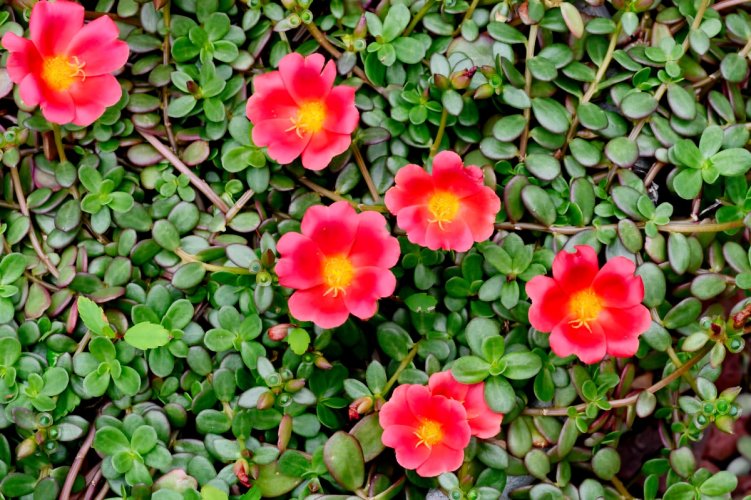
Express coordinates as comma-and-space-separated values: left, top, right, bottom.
41, 55, 85, 92
427, 191, 460, 229
287, 101, 326, 137
322, 255, 354, 297
414, 419, 444, 449
568, 288, 603, 331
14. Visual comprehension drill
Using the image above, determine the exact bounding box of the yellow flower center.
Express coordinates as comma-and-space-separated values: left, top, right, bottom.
414, 419, 444, 449
287, 101, 326, 137
322, 255, 354, 297
427, 191, 460, 229
568, 288, 603, 331
41, 55, 85, 92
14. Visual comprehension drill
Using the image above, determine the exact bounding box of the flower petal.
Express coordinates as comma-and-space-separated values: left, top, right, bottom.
379, 385, 419, 427
278, 52, 335, 103
30, 0, 85, 56
67, 16, 129, 76
551, 245, 599, 293
459, 187, 500, 242
415, 444, 465, 477
275, 232, 324, 290
600, 305, 652, 358
300, 131, 351, 171
384, 426, 431, 470
2, 33, 42, 84
68, 74, 122, 126
464, 383, 503, 439
18, 74, 42, 108
428, 371, 469, 402
246, 72, 298, 123
526, 276, 568, 333
40, 90, 75, 125
287, 286, 350, 329
300, 202, 358, 256
424, 219, 474, 252
348, 211, 400, 268
251, 118, 309, 165
343, 267, 395, 320
384, 164, 435, 213
592, 257, 644, 308
549, 321, 607, 364
323, 85, 358, 134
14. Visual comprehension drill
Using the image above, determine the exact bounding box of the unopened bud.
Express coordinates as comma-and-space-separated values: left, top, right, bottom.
256, 390, 275, 410
348, 396, 373, 420
474, 84, 495, 100
268, 324, 291, 341
518, 2, 533, 25
314, 356, 333, 370
450, 67, 476, 90
433, 74, 450, 90
233, 460, 251, 488
16, 437, 36, 460
277, 414, 293, 451
284, 378, 306, 392
154, 469, 198, 493
353, 15, 367, 38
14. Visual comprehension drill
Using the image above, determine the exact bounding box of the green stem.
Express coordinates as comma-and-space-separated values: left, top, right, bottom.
429, 107, 449, 158
563, 21, 621, 151
518, 24, 539, 159
453, 0, 480, 36
404, 0, 436, 36
522, 344, 713, 416
176, 248, 253, 275
351, 142, 381, 202
293, 174, 388, 212
666, 346, 700, 394
495, 218, 745, 235
381, 344, 419, 395
52, 124, 67, 163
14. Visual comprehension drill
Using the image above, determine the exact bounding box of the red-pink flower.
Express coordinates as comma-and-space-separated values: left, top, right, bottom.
1, 0, 128, 126
275, 202, 399, 329
525, 245, 651, 364
245, 52, 359, 171
384, 151, 501, 252
428, 371, 503, 439
379, 384, 471, 477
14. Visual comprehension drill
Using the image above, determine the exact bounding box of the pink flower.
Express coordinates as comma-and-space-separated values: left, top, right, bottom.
428, 371, 503, 439
384, 151, 501, 252
379, 384, 471, 477
525, 245, 652, 364
1, 0, 129, 126
245, 52, 359, 171
275, 202, 400, 329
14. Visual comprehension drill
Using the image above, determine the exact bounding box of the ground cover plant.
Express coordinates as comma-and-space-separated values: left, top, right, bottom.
0, 0, 751, 499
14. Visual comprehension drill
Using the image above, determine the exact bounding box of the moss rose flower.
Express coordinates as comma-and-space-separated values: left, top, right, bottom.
275, 201, 399, 329
379, 384, 471, 477
384, 151, 501, 252
1, 0, 128, 126
245, 52, 359, 171
428, 371, 503, 439
525, 245, 651, 364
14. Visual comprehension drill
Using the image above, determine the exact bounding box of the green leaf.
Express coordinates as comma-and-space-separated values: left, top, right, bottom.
699, 471, 738, 495
451, 356, 490, 383
0, 337, 21, 367
0, 253, 26, 285
286, 328, 310, 355
382, 4, 410, 43
592, 447, 621, 480
484, 375, 515, 413
501, 351, 542, 380
93, 426, 131, 455
113, 366, 142, 396
393, 36, 426, 64
323, 431, 365, 490
531, 97, 569, 134
712, 148, 751, 176
124, 322, 170, 350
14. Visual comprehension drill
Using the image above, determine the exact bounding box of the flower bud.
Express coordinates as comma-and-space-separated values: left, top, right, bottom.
353, 15, 367, 38
256, 390, 276, 410
284, 378, 306, 392
474, 84, 495, 100
16, 437, 36, 460
450, 67, 476, 90
348, 396, 373, 420
433, 74, 450, 91
314, 356, 333, 370
154, 469, 198, 493
277, 414, 293, 451
268, 324, 291, 341
233, 460, 251, 488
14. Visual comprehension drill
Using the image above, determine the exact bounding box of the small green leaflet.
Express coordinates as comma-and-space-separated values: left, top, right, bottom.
124, 322, 171, 350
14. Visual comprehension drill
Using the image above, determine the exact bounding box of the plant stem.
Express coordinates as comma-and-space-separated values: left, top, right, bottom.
160, 0, 178, 152
139, 131, 230, 214
628, 0, 711, 142
429, 107, 449, 158
52, 124, 67, 163
666, 346, 700, 394
611, 476, 634, 500
59, 423, 96, 500
225, 189, 255, 225
381, 344, 419, 395
563, 21, 622, 152
453, 0, 481, 36
8, 166, 60, 278
175, 248, 253, 275
304, 22, 380, 93
293, 174, 388, 212
404, 0, 436, 36
518, 24, 539, 159
495, 218, 744, 235
522, 344, 713, 416
351, 143, 381, 202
